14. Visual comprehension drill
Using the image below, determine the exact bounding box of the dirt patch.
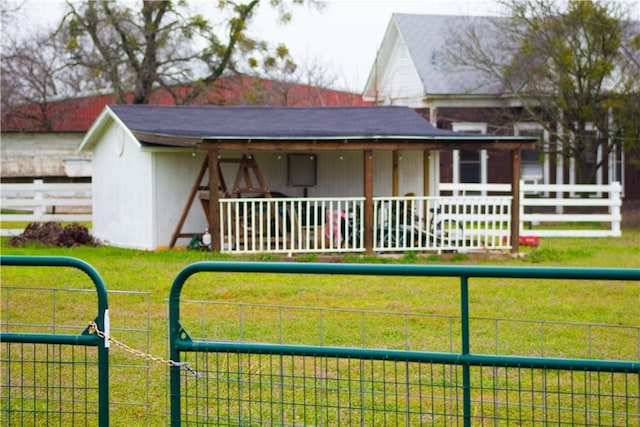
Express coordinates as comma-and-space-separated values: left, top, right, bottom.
6, 222, 99, 248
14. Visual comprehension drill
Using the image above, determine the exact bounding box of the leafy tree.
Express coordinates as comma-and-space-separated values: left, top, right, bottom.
448, 0, 639, 183
61, 0, 317, 105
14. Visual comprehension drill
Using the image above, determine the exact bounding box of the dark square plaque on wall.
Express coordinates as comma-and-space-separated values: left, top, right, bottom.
288, 153, 317, 187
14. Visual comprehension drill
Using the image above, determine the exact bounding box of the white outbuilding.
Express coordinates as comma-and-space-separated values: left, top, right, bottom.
80, 105, 534, 252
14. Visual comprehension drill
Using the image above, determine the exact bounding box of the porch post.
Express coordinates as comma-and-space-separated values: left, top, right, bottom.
364, 149, 374, 254
511, 149, 521, 254
208, 148, 221, 251
423, 151, 430, 196
392, 151, 399, 196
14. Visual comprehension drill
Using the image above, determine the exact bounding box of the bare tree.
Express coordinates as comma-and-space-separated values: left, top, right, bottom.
446, 0, 639, 183
1, 26, 97, 130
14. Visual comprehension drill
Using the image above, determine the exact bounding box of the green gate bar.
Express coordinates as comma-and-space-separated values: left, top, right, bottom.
0, 255, 110, 426
169, 262, 640, 427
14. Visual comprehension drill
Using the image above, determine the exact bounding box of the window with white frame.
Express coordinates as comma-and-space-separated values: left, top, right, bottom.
514, 123, 546, 185
459, 150, 481, 182
451, 123, 487, 189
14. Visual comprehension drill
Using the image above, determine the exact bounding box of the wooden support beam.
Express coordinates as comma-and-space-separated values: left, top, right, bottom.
363, 149, 374, 255
392, 150, 399, 197
208, 149, 221, 251
511, 149, 521, 254
423, 151, 430, 196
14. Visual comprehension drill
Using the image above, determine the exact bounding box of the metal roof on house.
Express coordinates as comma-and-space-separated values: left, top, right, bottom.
109, 104, 475, 140
392, 14, 505, 96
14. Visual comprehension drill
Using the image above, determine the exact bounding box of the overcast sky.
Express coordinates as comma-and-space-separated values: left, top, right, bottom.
13, 0, 640, 92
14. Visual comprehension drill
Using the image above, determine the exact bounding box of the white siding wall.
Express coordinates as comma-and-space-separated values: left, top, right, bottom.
153, 152, 211, 248
378, 37, 424, 105
92, 123, 154, 249
217, 150, 424, 199
398, 150, 424, 195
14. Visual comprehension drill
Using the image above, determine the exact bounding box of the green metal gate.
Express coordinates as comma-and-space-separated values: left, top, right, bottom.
169, 262, 640, 426
0, 256, 110, 426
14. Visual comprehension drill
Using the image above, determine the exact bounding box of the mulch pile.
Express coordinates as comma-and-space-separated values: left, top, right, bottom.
6, 222, 99, 248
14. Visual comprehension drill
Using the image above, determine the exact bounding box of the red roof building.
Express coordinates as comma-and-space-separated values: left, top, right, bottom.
2, 76, 370, 133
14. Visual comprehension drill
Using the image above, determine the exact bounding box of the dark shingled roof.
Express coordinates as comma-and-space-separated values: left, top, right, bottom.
108, 105, 468, 140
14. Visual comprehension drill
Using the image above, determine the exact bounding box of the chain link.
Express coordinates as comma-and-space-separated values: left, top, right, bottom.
88, 322, 201, 378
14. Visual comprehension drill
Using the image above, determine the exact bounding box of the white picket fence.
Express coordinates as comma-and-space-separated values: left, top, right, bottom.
0, 180, 92, 237
519, 182, 622, 237
439, 181, 622, 237
1, 180, 623, 243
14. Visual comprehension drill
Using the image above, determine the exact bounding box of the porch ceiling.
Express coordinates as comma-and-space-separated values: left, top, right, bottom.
110, 104, 536, 151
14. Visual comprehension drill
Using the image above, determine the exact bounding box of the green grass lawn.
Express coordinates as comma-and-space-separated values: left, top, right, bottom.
1, 229, 639, 425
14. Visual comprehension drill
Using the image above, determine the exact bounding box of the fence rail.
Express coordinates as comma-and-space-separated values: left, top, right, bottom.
439, 181, 622, 238
169, 262, 640, 427
0, 180, 92, 236
520, 182, 622, 237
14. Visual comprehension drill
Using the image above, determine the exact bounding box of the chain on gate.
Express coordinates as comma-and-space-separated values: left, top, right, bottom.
88, 322, 201, 378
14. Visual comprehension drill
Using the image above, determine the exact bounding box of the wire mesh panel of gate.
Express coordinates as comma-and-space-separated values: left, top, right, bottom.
1, 286, 154, 426
168, 262, 639, 427
0, 256, 110, 426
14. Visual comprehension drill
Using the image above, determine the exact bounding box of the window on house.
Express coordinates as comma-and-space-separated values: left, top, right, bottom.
517, 128, 544, 183
459, 150, 481, 182
451, 123, 486, 188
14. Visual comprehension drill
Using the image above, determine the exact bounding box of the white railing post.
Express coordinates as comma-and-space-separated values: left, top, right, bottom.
519, 179, 525, 238
611, 181, 622, 237
34, 179, 45, 219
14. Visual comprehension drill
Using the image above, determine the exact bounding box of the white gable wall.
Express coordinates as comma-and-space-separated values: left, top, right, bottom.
153, 151, 210, 248
366, 25, 425, 106
92, 122, 155, 249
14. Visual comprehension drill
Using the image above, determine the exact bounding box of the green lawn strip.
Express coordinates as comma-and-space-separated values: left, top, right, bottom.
1, 230, 638, 424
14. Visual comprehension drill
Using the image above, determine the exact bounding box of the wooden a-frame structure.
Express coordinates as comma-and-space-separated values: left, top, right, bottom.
169, 154, 272, 248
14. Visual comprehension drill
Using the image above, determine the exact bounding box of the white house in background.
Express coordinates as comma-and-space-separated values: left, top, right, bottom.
79, 105, 533, 251
1, 133, 91, 181
363, 14, 639, 204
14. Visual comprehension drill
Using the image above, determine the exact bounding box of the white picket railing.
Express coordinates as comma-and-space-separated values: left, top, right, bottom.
373, 196, 511, 253
219, 197, 364, 254
219, 196, 512, 254
1, 180, 92, 236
